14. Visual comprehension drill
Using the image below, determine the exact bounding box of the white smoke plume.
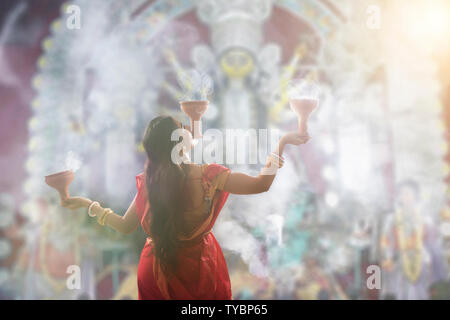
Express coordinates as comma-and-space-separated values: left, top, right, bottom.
287, 78, 320, 100
65, 150, 82, 173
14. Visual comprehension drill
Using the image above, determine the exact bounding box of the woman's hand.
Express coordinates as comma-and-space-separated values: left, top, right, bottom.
281, 132, 310, 146
61, 196, 92, 210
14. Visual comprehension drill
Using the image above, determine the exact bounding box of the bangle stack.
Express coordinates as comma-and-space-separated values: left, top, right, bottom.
87, 201, 112, 226
269, 152, 285, 168
88, 201, 100, 217
261, 153, 285, 175
97, 208, 113, 226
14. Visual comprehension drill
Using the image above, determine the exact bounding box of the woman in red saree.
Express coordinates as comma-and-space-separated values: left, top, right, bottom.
62, 116, 309, 299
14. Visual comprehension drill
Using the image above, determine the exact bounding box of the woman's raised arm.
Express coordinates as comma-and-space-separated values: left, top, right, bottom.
223, 132, 309, 195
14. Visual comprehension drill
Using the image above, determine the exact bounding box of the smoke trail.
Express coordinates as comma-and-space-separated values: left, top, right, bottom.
65, 150, 82, 173
287, 78, 320, 100
215, 217, 269, 278
215, 159, 304, 278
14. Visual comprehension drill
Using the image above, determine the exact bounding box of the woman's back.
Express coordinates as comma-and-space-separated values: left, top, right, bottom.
136, 163, 232, 299
182, 163, 228, 236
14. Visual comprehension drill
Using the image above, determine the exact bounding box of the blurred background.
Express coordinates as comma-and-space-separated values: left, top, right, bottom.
1, 0, 450, 300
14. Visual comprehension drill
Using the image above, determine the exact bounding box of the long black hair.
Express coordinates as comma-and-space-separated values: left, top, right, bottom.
142, 116, 187, 274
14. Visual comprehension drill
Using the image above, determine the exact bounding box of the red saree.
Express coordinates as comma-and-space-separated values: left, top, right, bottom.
135, 163, 232, 300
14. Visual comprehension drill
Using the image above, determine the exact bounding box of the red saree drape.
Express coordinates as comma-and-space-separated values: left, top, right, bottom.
135, 163, 232, 300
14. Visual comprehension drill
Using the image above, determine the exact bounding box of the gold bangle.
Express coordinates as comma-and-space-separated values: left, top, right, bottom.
88, 201, 100, 217
97, 208, 112, 226
103, 209, 112, 225
268, 154, 284, 168
97, 209, 107, 226
100, 209, 109, 226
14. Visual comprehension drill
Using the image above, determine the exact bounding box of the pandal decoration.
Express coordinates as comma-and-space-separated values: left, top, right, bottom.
395, 208, 424, 283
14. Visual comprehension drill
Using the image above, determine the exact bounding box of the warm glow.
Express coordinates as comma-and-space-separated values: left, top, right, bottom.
400, 0, 450, 50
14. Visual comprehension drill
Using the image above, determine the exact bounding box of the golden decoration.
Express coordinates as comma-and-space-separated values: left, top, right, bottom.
395, 208, 423, 283
97, 208, 113, 226
51, 20, 61, 32
137, 142, 145, 153
43, 39, 53, 51
220, 49, 254, 78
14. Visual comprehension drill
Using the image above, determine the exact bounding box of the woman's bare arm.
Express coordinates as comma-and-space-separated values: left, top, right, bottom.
223, 171, 275, 194
62, 195, 140, 234
223, 132, 309, 195
96, 196, 139, 234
